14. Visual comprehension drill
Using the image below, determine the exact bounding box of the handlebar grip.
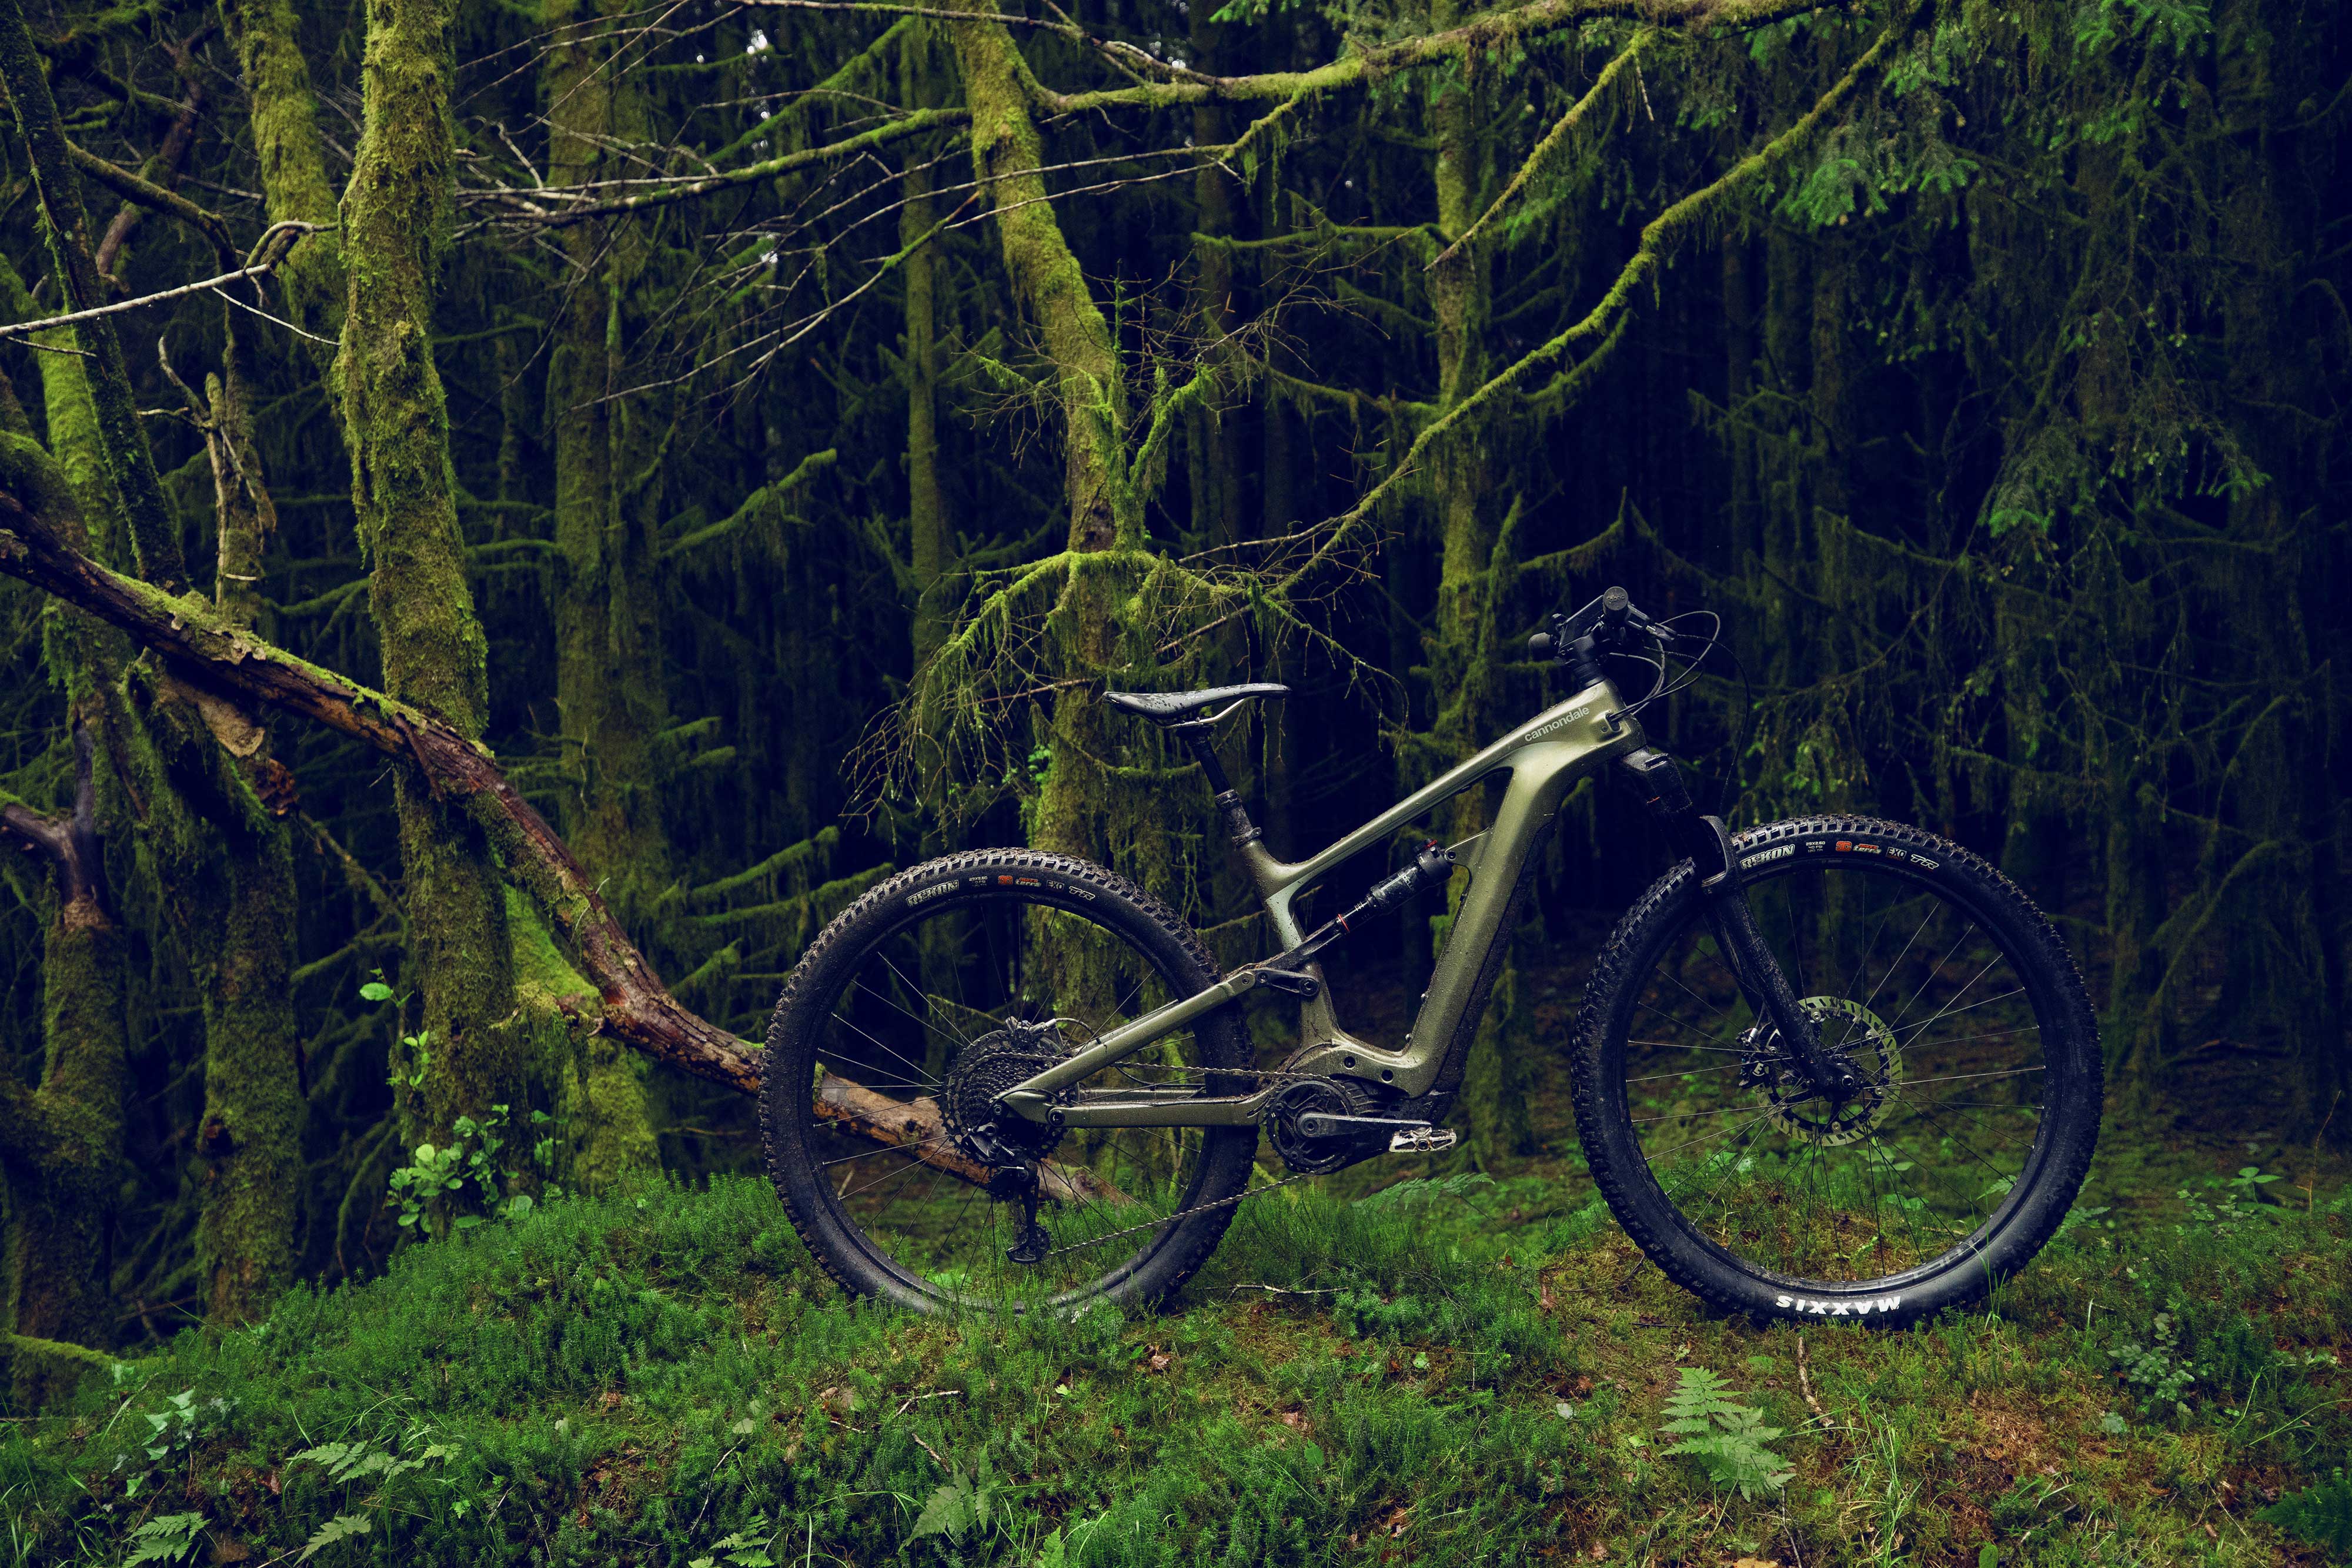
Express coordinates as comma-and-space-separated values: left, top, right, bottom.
1601, 586, 1631, 624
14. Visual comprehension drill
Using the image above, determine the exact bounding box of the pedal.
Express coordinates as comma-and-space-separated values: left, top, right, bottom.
1388, 1126, 1457, 1155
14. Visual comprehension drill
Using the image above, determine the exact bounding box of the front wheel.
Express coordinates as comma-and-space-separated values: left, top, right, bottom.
1571, 816, 2101, 1326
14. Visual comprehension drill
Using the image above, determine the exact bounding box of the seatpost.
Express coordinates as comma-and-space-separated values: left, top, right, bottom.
1166, 718, 1262, 848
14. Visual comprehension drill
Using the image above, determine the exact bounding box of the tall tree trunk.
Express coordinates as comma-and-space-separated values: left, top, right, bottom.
903, 156, 953, 668
0, 0, 185, 590
540, 0, 666, 1186
1424, 16, 1532, 1162
187, 342, 305, 1324
216, 0, 345, 352
0, 604, 125, 1358
337, 0, 535, 1139
546, 0, 674, 900
944, 1, 1158, 912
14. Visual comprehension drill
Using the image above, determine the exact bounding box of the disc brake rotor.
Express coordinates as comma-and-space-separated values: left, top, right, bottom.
1743, 996, 1902, 1148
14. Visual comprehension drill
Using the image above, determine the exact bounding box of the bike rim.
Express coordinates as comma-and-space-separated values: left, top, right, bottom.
794, 894, 1227, 1309
1613, 859, 2060, 1290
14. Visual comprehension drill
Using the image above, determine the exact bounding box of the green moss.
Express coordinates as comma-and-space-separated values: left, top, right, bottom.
194, 807, 304, 1325
334, 0, 542, 1140
217, 0, 345, 352
0, 1331, 116, 1414
542, 0, 677, 921
2, 871, 129, 1349
0, 1, 185, 590
507, 889, 658, 1194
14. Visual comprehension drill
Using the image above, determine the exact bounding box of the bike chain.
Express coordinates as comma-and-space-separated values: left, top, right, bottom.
1037, 1064, 1369, 1261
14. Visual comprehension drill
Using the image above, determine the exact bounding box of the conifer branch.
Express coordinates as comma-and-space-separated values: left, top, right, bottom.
1427, 29, 1652, 271
1288, 4, 1916, 590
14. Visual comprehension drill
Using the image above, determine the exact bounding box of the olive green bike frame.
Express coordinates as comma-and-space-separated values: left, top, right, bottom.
998, 677, 1645, 1131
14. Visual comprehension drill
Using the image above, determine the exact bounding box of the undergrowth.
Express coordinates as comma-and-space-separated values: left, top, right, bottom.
1, 1158, 2346, 1566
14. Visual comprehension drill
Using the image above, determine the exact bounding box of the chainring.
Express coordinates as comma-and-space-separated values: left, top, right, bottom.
1264, 1075, 1378, 1175
1742, 996, 1903, 1148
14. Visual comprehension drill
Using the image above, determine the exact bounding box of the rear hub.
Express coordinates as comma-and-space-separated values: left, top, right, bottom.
939, 1022, 1071, 1166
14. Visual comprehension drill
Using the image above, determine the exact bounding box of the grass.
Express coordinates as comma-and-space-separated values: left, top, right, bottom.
2, 1125, 2348, 1568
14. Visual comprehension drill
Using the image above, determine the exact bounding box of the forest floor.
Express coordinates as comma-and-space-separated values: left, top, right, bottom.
5, 1057, 2350, 1568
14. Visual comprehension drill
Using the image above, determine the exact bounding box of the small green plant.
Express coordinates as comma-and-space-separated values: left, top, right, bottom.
2108, 1309, 2199, 1420
1355, 1172, 1498, 1212
911, 1466, 1001, 1544
691, 1513, 779, 1567
359, 971, 437, 1093
384, 1103, 561, 1239
2176, 1164, 2284, 1233
2261, 1469, 2352, 1555
122, 1511, 206, 1566
1658, 1366, 1792, 1500
113, 1388, 232, 1501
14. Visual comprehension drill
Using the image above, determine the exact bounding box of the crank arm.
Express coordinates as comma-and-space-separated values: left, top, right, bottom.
1292, 1112, 1434, 1141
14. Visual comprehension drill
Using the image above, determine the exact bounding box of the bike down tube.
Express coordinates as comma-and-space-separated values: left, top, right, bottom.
999, 678, 1645, 1127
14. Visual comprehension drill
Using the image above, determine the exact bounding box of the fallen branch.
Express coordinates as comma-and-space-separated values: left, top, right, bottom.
0, 464, 1120, 1203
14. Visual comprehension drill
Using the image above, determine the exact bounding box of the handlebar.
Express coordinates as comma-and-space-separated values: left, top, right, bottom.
1526, 585, 1665, 663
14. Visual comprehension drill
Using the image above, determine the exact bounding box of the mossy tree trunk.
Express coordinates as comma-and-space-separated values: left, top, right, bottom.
904, 154, 953, 671
539, 0, 665, 1183
0, 0, 185, 591
216, 0, 345, 352
0, 758, 127, 1352
1422, 19, 1534, 1162
185, 339, 305, 1325
545, 0, 674, 905
0, 433, 126, 1352
943, 1, 1157, 888
336, 0, 533, 1140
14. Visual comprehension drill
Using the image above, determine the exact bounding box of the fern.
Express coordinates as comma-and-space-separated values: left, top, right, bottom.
2261, 1469, 2352, 1555
1659, 1366, 1794, 1500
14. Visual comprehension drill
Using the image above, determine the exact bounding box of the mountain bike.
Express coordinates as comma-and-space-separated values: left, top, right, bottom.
761, 587, 2102, 1324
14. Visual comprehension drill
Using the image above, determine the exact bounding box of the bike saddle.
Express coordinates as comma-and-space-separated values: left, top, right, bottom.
1101, 683, 1290, 725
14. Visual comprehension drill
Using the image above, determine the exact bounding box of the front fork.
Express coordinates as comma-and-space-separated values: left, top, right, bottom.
1618, 748, 1863, 1102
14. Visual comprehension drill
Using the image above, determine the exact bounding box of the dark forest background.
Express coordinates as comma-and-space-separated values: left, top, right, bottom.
0, 0, 2347, 1359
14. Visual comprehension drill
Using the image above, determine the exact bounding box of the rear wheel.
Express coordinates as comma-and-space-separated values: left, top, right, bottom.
760, 850, 1257, 1313
1571, 817, 2101, 1325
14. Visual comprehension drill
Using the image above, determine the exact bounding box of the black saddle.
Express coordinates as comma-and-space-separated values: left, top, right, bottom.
1101, 683, 1290, 726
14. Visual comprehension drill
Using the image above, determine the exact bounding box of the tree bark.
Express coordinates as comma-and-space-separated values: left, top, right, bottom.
546, 0, 675, 898
187, 337, 305, 1325
216, 0, 345, 352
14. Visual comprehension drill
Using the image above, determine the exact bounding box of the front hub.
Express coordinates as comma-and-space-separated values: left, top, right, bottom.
1739, 997, 1902, 1148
